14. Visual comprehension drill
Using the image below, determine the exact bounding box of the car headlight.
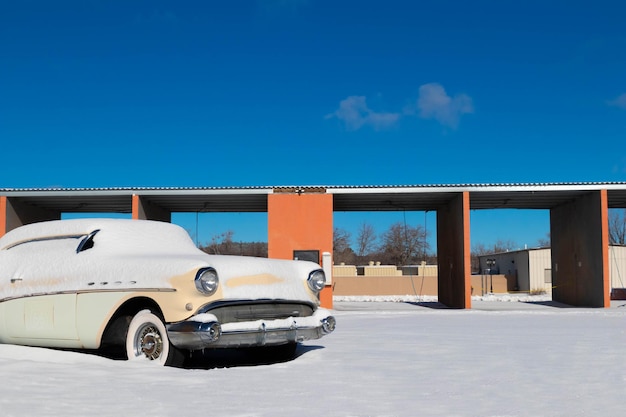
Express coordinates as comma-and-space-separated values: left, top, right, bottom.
307, 269, 326, 293
195, 268, 219, 295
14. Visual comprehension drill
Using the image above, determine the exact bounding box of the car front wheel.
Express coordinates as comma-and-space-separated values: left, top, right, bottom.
125, 310, 184, 366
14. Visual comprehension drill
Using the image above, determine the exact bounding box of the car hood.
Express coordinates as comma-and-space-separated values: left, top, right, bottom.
201, 254, 321, 302
0, 248, 320, 304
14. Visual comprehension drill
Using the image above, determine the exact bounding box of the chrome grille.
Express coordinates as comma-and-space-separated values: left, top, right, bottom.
200, 302, 315, 324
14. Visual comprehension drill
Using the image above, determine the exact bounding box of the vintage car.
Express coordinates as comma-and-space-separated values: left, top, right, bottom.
0, 218, 335, 366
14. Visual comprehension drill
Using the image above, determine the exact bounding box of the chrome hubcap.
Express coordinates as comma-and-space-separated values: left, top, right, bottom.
137, 324, 163, 360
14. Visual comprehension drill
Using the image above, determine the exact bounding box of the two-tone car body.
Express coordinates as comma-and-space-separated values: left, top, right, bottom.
0, 219, 335, 365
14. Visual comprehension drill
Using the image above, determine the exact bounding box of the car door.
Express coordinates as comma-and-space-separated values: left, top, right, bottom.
4, 294, 79, 341
1, 237, 79, 342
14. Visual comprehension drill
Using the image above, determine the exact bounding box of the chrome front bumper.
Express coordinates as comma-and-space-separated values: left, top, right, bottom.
167, 308, 335, 351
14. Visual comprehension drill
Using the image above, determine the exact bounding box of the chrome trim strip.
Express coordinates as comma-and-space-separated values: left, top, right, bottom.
2, 233, 86, 250
0, 287, 176, 303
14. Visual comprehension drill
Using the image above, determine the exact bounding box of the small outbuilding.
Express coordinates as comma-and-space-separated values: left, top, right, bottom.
478, 245, 626, 297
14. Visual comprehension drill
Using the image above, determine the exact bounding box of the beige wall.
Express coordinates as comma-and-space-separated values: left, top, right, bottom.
333, 274, 509, 297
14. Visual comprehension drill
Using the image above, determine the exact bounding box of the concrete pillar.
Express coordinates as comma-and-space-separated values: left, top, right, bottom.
437, 192, 471, 308
132, 195, 171, 222
550, 190, 610, 307
0, 196, 60, 237
268, 190, 334, 308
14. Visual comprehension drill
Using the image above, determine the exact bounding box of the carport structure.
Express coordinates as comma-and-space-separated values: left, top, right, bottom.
2, 182, 626, 309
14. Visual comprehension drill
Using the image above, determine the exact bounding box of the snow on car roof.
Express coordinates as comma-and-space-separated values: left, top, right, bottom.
0, 219, 208, 299
0, 219, 197, 254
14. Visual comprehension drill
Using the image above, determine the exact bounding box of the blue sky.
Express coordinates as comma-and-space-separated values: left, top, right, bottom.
1, 1, 625, 250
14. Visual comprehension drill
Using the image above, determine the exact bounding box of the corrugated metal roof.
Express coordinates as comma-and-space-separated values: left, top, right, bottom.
1, 182, 626, 213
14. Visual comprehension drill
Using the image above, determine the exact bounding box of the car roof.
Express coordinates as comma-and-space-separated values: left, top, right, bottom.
0, 219, 194, 252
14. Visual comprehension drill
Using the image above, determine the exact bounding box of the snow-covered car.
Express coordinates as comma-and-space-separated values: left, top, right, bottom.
0, 219, 335, 366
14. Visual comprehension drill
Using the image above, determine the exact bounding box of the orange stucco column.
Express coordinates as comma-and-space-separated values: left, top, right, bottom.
132, 195, 141, 220
132, 194, 171, 222
0, 196, 7, 238
268, 192, 334, 308
0, 195, 60, 238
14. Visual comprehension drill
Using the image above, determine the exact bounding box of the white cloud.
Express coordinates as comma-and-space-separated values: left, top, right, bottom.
415, 83, 474, 129
327, 96, 400, 131
328, 83, 473, 131
608, 93, 626, 110
612, 157, 626, 174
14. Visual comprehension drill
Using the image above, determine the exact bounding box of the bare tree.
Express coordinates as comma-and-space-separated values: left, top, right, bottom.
202, 230, 235, 255
471, 239, 518, 256
536, 233, 550, 248
333, 227, 356, 264
609, 209, 626, 245
379, 222, 428, 266
333, 227, 351, 252
356, 222, 377, 257
238, 241, 268, 257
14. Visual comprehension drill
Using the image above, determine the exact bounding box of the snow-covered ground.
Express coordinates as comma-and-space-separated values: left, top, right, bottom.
2, 296, 626, 417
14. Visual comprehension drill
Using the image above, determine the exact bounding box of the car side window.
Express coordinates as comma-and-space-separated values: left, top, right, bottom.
76, 229, 100, 253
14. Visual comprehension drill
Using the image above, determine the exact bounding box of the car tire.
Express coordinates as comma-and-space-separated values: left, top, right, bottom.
125, 309, 184, 367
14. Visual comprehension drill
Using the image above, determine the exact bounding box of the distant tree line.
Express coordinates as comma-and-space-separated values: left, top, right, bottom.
199, 230, 267, 257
